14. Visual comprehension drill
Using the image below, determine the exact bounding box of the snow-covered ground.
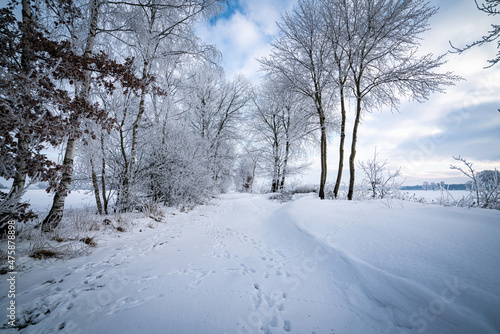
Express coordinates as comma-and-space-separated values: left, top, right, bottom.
1, 193, 499, 333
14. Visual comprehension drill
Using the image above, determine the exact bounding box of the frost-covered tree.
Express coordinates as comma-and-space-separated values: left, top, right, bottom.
250, 77, 315, 192
320, 0, 351, 199
183, 65, 251, 189
0, 0, 135, 231
329, 0, 461, 200
72, 119, 114, 215
451, 156, 500, 209
0, 0, 52, 225
359, 148, 403, 199
109, 0, 225, 210
259, 0, 336, 199
140, 120, 216, 208
41, 0, 139, 231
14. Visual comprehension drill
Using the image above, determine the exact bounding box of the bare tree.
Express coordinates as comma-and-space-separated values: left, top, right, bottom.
320, 0, 351, 198
451, 156, 499, 208
359, 148, 403, 199
42, 0, 100, 231
250, 77, 315, 192
259, 0, 335, 199
334, 0, 461, 200
183, 65, 251, 188
451, 156, 481, 206
450, 0, 500, 68
40, 0, 141, 231
477, 169, 500, 208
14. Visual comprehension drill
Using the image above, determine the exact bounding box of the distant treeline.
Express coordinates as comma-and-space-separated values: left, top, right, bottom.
401, 182, 468, 191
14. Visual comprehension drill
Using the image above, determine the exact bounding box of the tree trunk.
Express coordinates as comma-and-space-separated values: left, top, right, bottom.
116, 105, 128, 210
119, 61, 148, 211
1, 138, 28, 229
101, 132, 108, 214
348, 96, 362, 200
9, 138, 28, 203
319, 114, 327, 200
2, 0, 32, 223
334, 86, 346, 198
12, 0, 32, 198
41, 0, 99, 231
280, 141, 290, 191
90, 156, 103, 214
42, 126, 81, 231
272, 132, 280, 193
250, 162, 256, 193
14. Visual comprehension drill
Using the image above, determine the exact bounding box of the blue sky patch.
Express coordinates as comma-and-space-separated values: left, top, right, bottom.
210, 0, 245, 25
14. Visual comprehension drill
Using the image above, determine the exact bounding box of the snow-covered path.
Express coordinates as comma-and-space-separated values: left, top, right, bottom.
1, 193, 499, 334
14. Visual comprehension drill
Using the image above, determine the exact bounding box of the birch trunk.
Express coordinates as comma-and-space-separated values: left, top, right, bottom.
42, 0, 99, 231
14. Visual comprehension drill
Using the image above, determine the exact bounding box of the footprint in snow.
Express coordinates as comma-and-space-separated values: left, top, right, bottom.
283, 320, 292, 332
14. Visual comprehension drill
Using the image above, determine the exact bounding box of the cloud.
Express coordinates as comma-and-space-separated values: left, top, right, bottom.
196, 0, 295, 81
352, 0, 500, 183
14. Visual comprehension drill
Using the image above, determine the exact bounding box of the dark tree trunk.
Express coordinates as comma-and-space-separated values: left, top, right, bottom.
90, 156, 103, 215
101, 132, 108, 214
348, 96, 362, 200
280, 141, 290, 191
319, 115, 327, 200
334, 86, 346, 198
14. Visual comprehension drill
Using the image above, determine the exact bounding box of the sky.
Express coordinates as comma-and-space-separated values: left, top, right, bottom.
195, 0, 500, 185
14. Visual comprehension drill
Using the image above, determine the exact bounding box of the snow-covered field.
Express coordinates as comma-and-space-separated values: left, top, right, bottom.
21, 189, 98, 214
1, 193, 499, 333
400, 190, 471, 203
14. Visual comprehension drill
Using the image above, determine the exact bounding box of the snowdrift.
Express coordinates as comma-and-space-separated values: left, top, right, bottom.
276, 196, 500, 334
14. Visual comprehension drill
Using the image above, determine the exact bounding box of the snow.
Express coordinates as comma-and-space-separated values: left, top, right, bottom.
1, 193, 499, 333
21, 189, 96, 214
400, 190, 471, 203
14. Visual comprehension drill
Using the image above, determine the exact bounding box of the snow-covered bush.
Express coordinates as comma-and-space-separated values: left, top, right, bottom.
142, 123, 217, 209
268, 192, 293, 202
235, 153, 257, 193
450, 156, 499, 209
359, 149, 404, 199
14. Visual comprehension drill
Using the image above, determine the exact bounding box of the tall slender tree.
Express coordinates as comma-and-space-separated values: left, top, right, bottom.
42, 0, 101, 230
250, 77, 315, 192
327, 0, 461, 200
260, 0, 335, 199
320, 0, 351, 198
